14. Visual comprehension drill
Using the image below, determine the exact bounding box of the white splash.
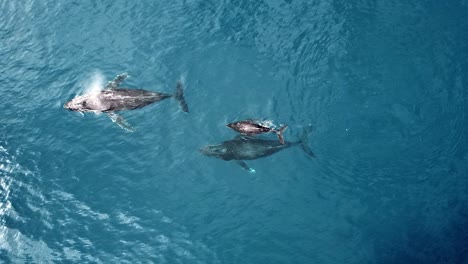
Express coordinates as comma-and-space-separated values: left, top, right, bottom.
178, 71, 188, 84
73, 70, 107, 114
258, 119, 276, 129
84, 70, 105, 95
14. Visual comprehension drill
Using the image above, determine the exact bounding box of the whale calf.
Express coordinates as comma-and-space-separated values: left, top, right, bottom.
227, 119, 288, 144
64, 73, 188, 131
200, 128, 315, 172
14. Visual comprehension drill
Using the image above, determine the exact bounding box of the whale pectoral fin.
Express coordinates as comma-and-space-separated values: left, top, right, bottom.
107, 113, 135, 132
105, 72, 129, 89
235, 161, 256, 174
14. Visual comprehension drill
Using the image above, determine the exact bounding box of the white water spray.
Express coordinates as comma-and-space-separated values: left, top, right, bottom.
84, 70, 105, 95
72, 70, 107, 114
259, 119, 276, 129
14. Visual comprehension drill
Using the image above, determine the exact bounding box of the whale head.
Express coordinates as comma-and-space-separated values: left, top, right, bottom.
64, 95, 90, 112
64, 92, 107, 113
226, 122, 240, 130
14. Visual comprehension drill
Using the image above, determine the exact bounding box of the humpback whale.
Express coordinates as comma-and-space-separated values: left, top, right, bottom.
64, 73, 188, 131
200, 128, 315, 172
227, 119, 288, 144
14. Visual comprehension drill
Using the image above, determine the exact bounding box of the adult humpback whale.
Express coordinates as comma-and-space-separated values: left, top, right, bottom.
199, 128, 315, 172
64, 73, 188, 131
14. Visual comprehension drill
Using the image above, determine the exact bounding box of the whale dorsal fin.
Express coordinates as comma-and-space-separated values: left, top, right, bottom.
107, 113, 135, 132
105, 73, 128, 89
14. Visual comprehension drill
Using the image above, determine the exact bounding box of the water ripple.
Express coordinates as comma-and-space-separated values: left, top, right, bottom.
1, 0, 467, 263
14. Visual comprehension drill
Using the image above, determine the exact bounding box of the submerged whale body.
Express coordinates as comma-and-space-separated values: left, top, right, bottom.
200, 129, 315, 172
64, 73, 188, 131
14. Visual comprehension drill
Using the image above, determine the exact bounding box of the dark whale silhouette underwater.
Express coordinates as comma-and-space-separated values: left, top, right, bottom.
200, 127, 315, 172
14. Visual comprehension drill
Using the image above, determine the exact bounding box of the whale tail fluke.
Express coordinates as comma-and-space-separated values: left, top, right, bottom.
174, 81, 189, 113
300, 125, 316, 158
274, 125, 288, 145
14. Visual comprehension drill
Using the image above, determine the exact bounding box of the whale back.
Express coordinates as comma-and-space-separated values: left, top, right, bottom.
98, 88, 172, 112
201, 137, 297, 161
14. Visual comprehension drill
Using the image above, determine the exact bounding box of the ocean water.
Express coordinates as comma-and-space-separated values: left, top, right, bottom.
1, 0, 467, 263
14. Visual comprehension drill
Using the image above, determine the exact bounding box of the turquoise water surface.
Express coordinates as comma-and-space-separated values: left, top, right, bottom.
1, 1, 468, 263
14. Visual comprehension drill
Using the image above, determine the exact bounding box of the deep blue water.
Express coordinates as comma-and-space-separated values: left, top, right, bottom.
1, 0, 468, 263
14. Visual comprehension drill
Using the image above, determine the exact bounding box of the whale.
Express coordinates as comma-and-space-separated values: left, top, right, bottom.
227, 119, 288, 144
64, 73, 188, 131
199, 128, 315, 172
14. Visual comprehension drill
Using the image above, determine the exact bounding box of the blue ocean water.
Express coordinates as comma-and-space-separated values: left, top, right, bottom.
1, 0, 468, 263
